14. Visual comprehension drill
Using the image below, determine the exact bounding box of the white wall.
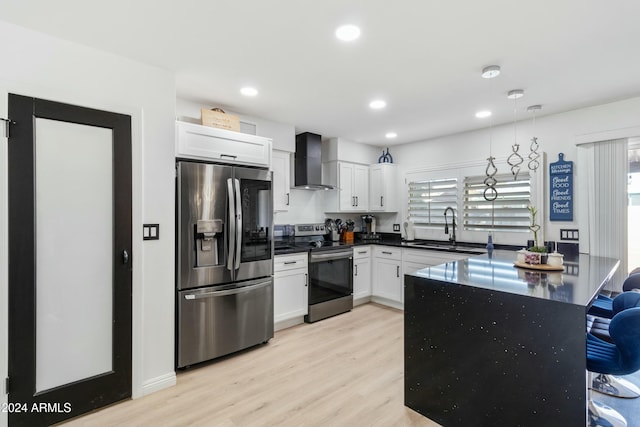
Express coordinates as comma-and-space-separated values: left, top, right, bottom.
392, 96, 640, 247
0, 20, 177, 425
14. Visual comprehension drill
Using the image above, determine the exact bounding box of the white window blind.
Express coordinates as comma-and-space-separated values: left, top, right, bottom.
463, 173, 531, 232
408, 178, 458, 227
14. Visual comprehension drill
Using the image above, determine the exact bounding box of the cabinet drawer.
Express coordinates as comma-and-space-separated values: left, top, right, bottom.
374, 246, 402, 260
353, 246, 371, 259
274, 253, 308, 272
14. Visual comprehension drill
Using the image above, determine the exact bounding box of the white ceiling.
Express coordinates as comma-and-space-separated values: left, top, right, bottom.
2, 0, 640, 146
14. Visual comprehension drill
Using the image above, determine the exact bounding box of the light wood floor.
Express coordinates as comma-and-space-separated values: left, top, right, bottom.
61, 303, 440, 427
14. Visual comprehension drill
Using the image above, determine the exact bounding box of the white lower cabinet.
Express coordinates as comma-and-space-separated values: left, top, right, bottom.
274, 253, 308, 330
353, 246, 372, 304
372, 246, 403, 307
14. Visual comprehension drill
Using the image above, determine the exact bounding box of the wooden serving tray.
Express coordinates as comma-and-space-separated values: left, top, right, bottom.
514, 261, 564, 271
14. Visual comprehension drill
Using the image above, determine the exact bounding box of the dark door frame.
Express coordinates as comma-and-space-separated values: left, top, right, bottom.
7, 93, 132, 426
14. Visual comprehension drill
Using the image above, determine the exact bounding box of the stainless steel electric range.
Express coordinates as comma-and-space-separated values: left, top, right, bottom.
276, 223, 354, 323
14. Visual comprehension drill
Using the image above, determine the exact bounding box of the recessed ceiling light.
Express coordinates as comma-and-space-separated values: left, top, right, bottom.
475, 110, 492, 118
240, 87, 258, 96
527, 105, 543, 112
385, 132, 397, 139
335, 24, 361, 42
507, 89, 524, 99
369, 100, 386, 110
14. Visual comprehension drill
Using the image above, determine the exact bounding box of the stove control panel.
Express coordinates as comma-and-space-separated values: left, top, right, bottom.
295, 223, 326, 236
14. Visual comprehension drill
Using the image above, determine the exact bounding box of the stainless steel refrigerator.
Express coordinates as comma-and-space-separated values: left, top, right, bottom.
176, 160, 274, 368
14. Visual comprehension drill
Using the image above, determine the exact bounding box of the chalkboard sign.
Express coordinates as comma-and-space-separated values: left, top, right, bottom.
549, 153, 573, 221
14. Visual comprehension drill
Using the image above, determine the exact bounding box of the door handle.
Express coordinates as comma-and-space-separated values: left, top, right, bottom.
355, 196, 358, 206
304, 273, 308, 287
397, 265, 400, 278
355, 264, 358, 276
352, 196, 355, 207
286, 193, 290, 206
381, 196, 384, 207
234, 178, 242, 270
227, 178, 236, 271
122, 250, 129, 264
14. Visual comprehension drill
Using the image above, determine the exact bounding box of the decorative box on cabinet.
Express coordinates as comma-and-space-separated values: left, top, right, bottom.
322, 161, 369, 212
274, 253, 308, 330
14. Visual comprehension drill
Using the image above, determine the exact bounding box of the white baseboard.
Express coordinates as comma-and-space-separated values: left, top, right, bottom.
274, 316, 305, 332
370, 296, 404, 311
140, 372, 177, 397
353, 296, 371, 306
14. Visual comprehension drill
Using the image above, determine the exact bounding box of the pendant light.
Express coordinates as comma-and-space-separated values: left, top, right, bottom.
507, 89, 525, 180
527, 105, 542, 172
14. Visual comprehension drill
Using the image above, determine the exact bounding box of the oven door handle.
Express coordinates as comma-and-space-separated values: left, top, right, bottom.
310, 252, 353, 263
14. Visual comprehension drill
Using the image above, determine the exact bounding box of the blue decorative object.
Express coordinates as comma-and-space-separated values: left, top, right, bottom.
549, 153, 573, 221
378, 148, 393, 163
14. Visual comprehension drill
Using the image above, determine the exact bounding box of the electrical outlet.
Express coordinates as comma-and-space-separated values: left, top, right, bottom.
393, 224, 401, 232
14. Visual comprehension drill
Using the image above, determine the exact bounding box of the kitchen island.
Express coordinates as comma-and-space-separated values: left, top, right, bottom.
404, 250, 619, 427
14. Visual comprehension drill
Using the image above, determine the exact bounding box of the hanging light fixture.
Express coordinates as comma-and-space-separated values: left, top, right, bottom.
507, 89, 525, 180
527, 105, 542, 172
481, 66, 500, 201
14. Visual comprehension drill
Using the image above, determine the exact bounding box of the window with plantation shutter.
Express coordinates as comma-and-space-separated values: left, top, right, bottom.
408, 178, 458, 227
463, 173, 531, 232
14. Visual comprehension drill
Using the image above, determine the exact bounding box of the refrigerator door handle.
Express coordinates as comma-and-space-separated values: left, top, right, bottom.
234, 178, 242, 270
227, 178, 236, 271
183, 279, 272, 299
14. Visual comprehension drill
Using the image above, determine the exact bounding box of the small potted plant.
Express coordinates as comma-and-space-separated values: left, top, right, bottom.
525, 205, 548, 264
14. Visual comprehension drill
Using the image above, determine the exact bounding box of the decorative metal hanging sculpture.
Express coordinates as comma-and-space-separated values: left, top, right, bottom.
528, 136, 540, 172
508, 144, 523, 180
527, 105, 542, 172
484, 155, 498, 201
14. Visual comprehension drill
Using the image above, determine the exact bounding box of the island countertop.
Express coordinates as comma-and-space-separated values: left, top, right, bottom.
407, 249, 619, 307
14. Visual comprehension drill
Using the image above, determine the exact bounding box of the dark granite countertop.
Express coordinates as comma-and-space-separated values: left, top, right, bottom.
407, 249, 620, 306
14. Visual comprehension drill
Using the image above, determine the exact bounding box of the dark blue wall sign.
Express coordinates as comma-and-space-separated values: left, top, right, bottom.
549, 153, 573, 221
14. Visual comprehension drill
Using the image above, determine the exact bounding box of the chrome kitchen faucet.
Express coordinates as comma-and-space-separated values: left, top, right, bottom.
444, 206, 456, 246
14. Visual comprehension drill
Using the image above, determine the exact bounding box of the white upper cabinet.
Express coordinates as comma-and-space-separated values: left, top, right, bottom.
272, 150, 291, 212
323, 161, 369, 212
369, 163, 398, 212
176, 121, 271, 167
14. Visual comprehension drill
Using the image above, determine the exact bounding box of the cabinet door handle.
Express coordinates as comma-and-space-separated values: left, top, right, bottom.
355, 264, 358, 276
220, 154, 238, 159
305, 273, 308, 286
397, 265, 400, 278
382, 251, 392, 255
381, 196, 384, 207
356, 196, 359, 206
286, 193, 290, 206
357, 251, 367, 254
284, 261, 297, 265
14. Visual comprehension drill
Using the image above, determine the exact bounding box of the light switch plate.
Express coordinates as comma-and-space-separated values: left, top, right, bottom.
393, 224, 401, 232
560, 228, 579, 241
143, 224, 160, 240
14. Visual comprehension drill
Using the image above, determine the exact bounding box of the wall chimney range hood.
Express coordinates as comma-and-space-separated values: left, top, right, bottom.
294, 132, 334, 190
